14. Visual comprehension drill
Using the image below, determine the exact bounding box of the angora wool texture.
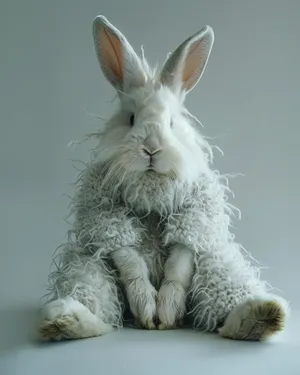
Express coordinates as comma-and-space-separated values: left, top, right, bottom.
45, 155, 269, 331
42, 15, 286, 335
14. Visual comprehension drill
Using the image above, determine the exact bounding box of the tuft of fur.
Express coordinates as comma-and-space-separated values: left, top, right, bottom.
38, 15, 289, 342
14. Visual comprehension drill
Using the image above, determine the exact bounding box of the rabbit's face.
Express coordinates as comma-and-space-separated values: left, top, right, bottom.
92, 16, 214, 191
97, 84, 209, 184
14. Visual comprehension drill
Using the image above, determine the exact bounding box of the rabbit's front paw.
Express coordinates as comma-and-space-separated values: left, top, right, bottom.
126, 279, 157, 329
157, 281, 186, 330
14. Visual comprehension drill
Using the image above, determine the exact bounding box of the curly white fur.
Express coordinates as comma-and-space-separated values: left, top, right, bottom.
39, 15, 289, 342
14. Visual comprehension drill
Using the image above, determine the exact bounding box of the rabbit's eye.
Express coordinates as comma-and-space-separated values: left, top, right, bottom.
130, 114, 135, 126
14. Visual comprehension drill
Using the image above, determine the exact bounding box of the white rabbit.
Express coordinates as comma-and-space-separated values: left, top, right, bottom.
38, 15, 289, 341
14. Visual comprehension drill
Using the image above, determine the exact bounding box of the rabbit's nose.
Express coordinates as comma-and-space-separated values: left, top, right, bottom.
142, 147, 161, 157
143, 135, 161, 153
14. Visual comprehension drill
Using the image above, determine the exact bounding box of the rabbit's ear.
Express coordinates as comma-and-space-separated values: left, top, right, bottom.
160, 26, 214, 94
93, 16, 146, 91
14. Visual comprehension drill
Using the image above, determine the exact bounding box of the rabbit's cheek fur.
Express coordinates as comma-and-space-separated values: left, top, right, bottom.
154, 146, 182, 176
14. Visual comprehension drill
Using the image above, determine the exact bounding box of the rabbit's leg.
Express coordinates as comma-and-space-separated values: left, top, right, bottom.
157, 245, 194, 329
39, 250, 122, 341
112, 247, 157, 329
189, 251, 289, 341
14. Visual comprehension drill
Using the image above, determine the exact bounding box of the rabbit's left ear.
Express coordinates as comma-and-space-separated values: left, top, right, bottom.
160, 26, 214, 94
93, 16, 146, 91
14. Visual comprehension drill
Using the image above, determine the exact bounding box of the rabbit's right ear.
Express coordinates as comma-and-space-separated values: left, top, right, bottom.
93, 16, 146, 91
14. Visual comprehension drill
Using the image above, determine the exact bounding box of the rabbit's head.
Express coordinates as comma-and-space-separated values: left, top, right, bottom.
92, 16, 214, 193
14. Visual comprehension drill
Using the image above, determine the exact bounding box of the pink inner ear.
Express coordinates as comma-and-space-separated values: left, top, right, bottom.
99, 27, 124, 81
182, 39, 207, 91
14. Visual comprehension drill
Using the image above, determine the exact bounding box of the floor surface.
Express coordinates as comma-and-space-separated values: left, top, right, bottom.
0, 304, 299, 375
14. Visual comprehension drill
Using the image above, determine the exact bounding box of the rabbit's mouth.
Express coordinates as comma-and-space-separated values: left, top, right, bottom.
144, 167, 175, 180
146, 167, 156, 174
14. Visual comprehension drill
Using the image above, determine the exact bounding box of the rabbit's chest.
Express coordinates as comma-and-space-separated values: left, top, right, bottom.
138, 214, 168, 289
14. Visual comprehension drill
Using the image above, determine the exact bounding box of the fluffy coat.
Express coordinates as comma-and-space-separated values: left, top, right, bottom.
39, 16, 289, 342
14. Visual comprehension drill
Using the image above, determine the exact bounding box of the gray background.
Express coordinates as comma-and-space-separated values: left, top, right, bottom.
0, 1, 299, 374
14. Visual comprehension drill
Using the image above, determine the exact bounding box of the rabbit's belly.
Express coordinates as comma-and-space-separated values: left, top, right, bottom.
137, 213, 167, 289
139, 237, 166, 290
